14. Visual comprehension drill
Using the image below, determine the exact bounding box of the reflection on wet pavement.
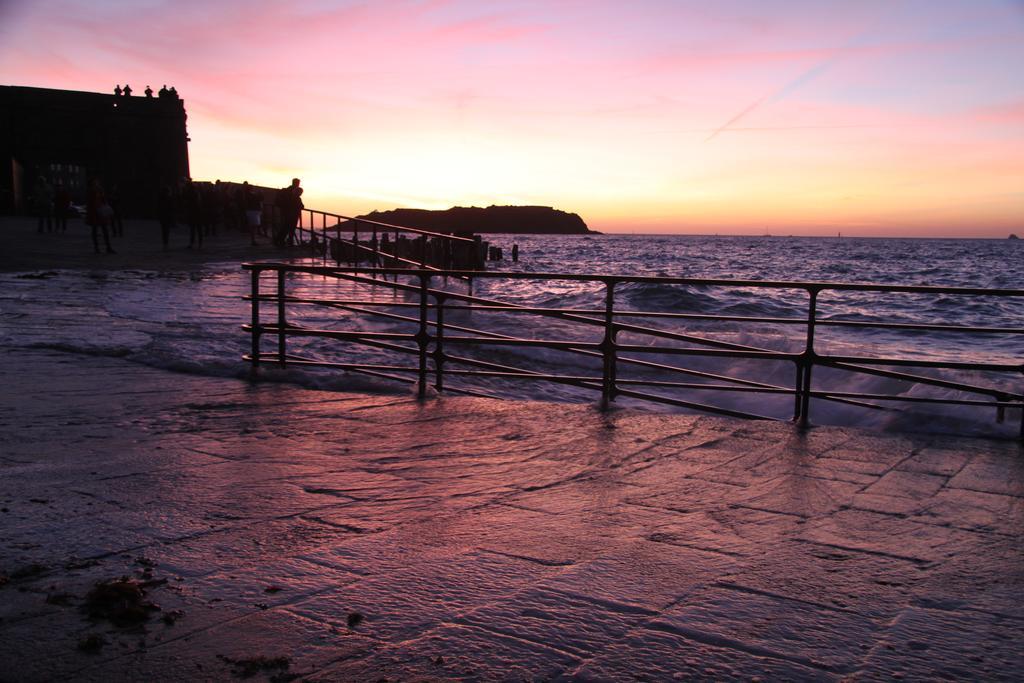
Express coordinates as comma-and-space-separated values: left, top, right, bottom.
1, 349, 1022, 681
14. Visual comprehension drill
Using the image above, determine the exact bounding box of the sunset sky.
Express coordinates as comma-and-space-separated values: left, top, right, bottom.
1, 0, 1022, 236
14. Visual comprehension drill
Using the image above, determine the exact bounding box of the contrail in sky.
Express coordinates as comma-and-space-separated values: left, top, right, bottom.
704, 20, 879, 143
704, 52, 844, 142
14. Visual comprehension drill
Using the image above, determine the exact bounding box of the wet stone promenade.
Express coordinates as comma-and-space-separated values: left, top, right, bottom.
1, 348, 1022, 681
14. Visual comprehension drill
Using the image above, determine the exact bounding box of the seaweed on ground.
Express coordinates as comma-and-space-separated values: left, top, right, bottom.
82, 577, 160, 626
217, 654, 293, 679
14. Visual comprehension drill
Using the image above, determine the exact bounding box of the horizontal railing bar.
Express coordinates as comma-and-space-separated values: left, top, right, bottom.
614, 345, 796, 361
613, 379, 794, 393
809, 390, 1022, 408
816, 319, 1024, 335
442, 336, 602, 351
437, 352, 861, 410
593, 355, 792, 391
823, 354, 1020, 373
247, 354, 419, 384
247, 295, 1024, 335
295, 299, 520, 343
242, 263, 1024, 297
822, 360, 1022, 399
299, 210, 477, 243
255, 325, 416, 343
614, 387, 774, 421
440, 369, 602, 383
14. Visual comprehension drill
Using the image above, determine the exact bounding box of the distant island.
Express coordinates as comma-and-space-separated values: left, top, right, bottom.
1009, 233, 1020, 240
355, 205, 594, 235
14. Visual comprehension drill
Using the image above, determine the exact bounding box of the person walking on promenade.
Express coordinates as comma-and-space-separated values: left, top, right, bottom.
157, 184, 176, 250
32, 176, 54, 233
184, 180, 203, 249
108, 184, 124, 237
54, 182, 71, 233
86, 179, 115, 254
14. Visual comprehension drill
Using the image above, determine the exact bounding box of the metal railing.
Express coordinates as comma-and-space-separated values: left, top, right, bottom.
242, 263, 1024, 438
269, 205, 483, 272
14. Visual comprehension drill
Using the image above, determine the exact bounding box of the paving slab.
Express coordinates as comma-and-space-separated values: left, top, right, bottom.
0, 347, 1022, 681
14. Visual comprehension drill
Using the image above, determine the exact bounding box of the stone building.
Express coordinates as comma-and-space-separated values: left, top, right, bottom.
0, 85, 189, 217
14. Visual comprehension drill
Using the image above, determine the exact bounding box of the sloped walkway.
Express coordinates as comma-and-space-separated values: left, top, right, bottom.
0, 348, 1022, 681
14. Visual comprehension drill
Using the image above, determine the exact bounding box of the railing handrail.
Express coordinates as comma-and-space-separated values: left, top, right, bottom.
242, 263, 1024, 298
291, 208, 477, 244
243, 263, 1024, 438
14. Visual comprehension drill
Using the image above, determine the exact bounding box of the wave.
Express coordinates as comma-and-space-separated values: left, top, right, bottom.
3, 237, 1020, 439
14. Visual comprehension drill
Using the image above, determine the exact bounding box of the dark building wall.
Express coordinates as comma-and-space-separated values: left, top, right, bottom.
0, 85, 189, 217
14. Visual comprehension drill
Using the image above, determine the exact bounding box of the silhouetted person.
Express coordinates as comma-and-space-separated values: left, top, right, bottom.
243, 182, 262, 246
275, 178, 303, 246
114, 84, 122, 96
169, 86, 178, 99
206, 180, 224, 235
123, 84, 132, 96
32, 176, 54, 233
54, 182, 71, 233
158, 85, 169, 98
145, 85, 153, 98
86, 179, 115, 254
157, 184, 176, 250
184, 180, 203, 249
108, 184, 124, 236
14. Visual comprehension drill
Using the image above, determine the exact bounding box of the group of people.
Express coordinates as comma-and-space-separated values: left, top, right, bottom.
84, 178, 121, 253
31, 176, 123, 252
156, 178, 303, 251
31, 176, 72, 234
30, 174, 305, 254
113, 84, 179, 99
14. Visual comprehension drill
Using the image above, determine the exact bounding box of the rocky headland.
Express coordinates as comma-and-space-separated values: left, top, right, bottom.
355, 205, 594, 235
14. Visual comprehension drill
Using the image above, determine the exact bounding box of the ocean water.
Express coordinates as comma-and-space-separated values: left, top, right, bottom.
2, 234, 1021, 437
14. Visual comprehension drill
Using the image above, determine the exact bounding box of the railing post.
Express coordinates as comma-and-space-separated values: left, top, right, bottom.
352, 220, 359, 269
322, 212, 328, 266
416, 273, 431, 398
600, 280, 618, 409
419, 235, 427, 268
792, 363, 803, 420
277, 269, 287, 367
372, 227, 379, 275
797, 288, 819, 427
306, 210, 313, 253
250, 268, 260, 369
434, 294, 446, 393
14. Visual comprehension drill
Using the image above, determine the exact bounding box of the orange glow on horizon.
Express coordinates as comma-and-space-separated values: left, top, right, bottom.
1, 1, 1022, 237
